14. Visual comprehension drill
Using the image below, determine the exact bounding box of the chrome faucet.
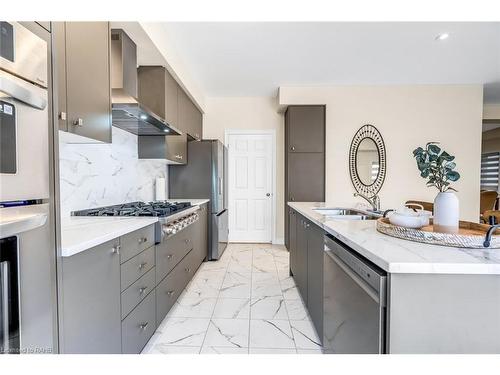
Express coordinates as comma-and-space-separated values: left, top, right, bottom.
354, 192, 381, 212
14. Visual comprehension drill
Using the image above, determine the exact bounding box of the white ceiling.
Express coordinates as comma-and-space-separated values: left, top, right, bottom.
159, 22, 500, 101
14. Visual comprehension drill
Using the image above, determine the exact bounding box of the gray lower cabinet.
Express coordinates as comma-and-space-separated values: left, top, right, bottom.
307, 221, 324, 339
121, 290, 156, 354
54, 22, 112, 143
289, 212, 324, 342
61, 239, 122, 354
194, 203, 208, 264
295, 215, 309, 304
289, 207, 298, 276
61, 219, 207, 354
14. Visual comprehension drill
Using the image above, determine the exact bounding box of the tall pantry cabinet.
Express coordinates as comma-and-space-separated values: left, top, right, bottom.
285, 105, 326, 253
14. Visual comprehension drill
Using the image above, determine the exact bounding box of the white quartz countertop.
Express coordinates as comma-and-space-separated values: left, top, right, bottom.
60, 199, 210, 258
289, 202, 500, 275
61, 216, 159, 257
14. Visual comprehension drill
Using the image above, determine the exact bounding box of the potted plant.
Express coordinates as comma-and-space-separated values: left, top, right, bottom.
413, 142, 460, 231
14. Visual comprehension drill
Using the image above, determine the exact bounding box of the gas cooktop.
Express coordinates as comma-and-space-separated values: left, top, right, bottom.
72, 201, 192, 218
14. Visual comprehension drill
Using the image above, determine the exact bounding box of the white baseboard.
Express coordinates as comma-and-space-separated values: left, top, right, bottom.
273, 237, 284, 245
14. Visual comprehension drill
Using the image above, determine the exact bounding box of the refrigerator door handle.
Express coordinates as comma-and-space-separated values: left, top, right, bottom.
1, 261, 10, 353
218, 177, 222, 195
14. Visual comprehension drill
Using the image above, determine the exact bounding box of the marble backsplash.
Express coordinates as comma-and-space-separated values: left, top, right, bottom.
59, 127, 168, 217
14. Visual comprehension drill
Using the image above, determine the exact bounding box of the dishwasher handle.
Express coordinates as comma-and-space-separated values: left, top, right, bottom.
325, 246, 382, 304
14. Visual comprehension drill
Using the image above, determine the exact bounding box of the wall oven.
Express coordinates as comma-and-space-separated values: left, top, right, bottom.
323, 234, 387, 354
0, 22, 56, 354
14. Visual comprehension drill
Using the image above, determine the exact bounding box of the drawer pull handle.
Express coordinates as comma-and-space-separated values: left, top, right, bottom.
184, 239, 189, 244
112, 245, 121, 255
138, 262, 148, 270
139, 286, 148, 294
139, 322, 149, 330
166, 254, 173, 259
185, 267, 191, 273
166, 290, 175, 297
138, 237, 148, 244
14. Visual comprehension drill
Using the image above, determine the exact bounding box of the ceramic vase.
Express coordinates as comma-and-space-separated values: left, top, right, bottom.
433, 191, 459, 232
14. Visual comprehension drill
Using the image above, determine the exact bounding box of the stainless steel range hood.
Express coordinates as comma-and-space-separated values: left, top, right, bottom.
110, 29, 180, 136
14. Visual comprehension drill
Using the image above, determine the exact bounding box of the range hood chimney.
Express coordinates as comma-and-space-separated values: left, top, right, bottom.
110, 29, 180, 136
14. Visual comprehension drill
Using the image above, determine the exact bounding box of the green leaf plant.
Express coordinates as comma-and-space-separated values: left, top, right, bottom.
412, 142, 460, 193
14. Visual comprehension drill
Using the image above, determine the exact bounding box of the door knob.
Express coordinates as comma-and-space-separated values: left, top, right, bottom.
73, 118, 83, 126
266, 193, 271, 197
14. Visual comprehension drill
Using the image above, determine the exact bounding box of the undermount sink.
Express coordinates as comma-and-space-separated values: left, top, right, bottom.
312, 207, 380, 220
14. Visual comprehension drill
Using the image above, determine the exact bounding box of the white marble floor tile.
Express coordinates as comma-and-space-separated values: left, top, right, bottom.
147, 344, 202, 354
250, 348, 297, 354
219, 272, 252, 298
212, 298, 251, 319
156, 318, 210, 347
200, 259, 230, 271
251, 282, 283, 298
285, 300, 310, 321
252, 272, 280, 285
290, 320, 322, 350
228, 243, 254, 252
250, 297, 288, 320
227, 259, 253, 273
249, 319, 295, 349
277, 269, 291, 281
203, 319, 250, 348
280, 277, 302, 300
200, 346, 249, 354
167, 297, 217, 318
182, 272, 224, 299
252, 263, 278, 274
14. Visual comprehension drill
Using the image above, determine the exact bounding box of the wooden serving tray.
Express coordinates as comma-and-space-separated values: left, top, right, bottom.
376, 217, 500, 249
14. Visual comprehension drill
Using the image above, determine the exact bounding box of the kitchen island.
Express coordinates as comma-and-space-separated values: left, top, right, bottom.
288, 201, 500, 354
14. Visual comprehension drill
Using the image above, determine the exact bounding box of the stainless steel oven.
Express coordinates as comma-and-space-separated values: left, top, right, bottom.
0, 22, 56, 354
323, 234, 387, 354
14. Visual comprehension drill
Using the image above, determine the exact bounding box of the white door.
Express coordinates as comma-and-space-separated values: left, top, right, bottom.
228, 133, 273, 243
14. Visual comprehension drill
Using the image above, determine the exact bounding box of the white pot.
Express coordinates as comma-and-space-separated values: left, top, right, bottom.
433, 191, 459, 231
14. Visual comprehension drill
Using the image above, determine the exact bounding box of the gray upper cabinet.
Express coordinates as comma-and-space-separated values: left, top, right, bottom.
60, 239, 121, 353
287, 106, 325, 153
178, 87, 202, 141
138, 133, 187, 164
54, 22, 112, 143
138, 66, 178, 130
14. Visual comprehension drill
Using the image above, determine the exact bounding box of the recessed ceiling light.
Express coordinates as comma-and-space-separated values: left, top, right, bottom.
139, 114, 148, 120
435, 33, 449, 41
163, 129, 169, 133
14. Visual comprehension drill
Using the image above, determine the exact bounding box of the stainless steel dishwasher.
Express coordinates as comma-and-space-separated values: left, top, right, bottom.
323, 234, 387, 354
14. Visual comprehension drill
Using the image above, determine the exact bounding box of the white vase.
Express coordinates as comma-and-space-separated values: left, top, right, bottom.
433, 191, 459, 232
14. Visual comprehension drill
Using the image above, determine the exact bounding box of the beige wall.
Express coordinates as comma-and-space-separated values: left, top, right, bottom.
279, 85, 484, 222
203, 97, 285, 241
484, 104, 500, 120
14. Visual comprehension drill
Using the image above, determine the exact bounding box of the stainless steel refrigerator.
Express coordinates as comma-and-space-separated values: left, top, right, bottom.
169, 140, 228, 260
0, 22, 58, 354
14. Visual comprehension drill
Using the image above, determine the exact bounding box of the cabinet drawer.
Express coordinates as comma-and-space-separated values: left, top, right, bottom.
121, 267, 156, 320
156, 252, 192, 325
156, 225, 194, 283
120, 225, 155, 264
156, 225, 194, 282
121, 246, 155, 291
121, 290, 156, 354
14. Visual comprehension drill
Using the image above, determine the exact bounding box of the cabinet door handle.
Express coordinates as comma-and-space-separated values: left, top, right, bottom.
290, 197, 295, 201
166, 290, 175, 297
73, 118, 83, 126
59, 111, 67, 121
166, 254, 173, 259
112, 245, 121, 255
185, 267, 191, 273
139, 322, 149, 330
139, 286, 148, 294
184, 239, 189, 244
138, 262, 148, 270
138, 237, 147, 244
291, 146, 295, 151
